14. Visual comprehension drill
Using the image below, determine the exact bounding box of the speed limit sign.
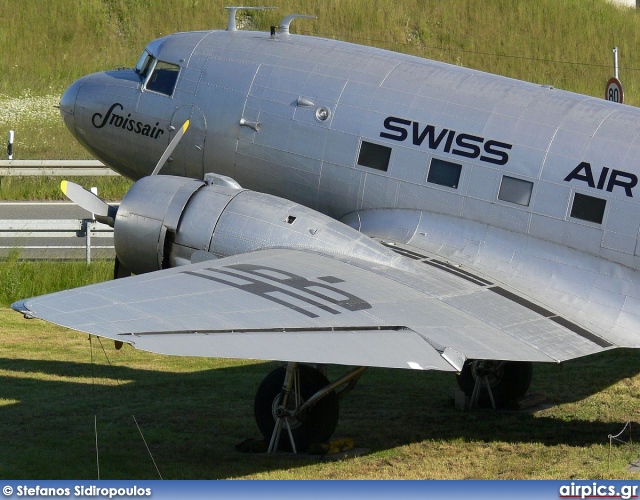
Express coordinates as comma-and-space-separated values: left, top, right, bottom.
605, 77, 624, 104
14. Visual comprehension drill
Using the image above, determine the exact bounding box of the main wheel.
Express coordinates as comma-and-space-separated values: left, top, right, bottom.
254, 364, 339, 451
456, 360, 533, 408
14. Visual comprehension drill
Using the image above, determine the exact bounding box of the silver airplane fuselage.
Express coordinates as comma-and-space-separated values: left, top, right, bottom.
19, 17, 640, 447
60, 25, 640, 348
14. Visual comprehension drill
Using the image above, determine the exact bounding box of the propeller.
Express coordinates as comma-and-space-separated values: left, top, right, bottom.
61, 179, 124, 279
61, 118, 191, 223
60, 180, 118, 227
62, 119, 191, 279
151, 119, 190, 176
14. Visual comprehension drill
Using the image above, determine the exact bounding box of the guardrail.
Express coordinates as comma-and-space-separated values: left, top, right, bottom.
0, 219, 114, 262
0, 160, 119, 176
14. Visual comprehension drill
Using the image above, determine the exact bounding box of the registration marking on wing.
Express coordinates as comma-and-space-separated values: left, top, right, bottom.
182, 263, 372, 318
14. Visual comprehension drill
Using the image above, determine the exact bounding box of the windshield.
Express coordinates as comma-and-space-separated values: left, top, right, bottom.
135, 50, 154, 78
146, 61, 180, 96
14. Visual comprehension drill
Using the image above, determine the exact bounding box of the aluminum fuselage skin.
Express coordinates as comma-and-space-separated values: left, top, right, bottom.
59, 28, 640, 347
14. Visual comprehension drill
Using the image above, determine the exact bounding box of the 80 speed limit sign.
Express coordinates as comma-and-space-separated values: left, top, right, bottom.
605, 77, 624, 104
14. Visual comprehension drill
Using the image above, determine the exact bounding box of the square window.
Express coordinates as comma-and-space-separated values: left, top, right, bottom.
427, 158, 461, 188
357, 141, 391, 171
146, 61, 180, 96
570, 192, 606, 224
498, 176, 533, 206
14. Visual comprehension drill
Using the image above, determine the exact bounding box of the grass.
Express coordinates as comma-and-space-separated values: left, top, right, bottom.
2, 0, 640, 159
0, 255, 114, 306
2, 0, 640, 100
3, 0, 640, 480
2, 304, 640, 479
3, 0, 640, 197
0, 176, 132, 202
0, 91, 132, 199
2, 262, 640, 479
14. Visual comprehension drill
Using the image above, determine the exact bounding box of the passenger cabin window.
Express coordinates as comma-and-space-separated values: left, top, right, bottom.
135, 50, 153, 79
498, 176, 533, 206
427, 158, 461, 189
145, 61, 180, 96
358, 141, 391, 171
570, 192, 606, 224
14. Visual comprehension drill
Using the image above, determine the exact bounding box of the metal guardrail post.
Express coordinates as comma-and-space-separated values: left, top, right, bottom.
7, 131, 14, 160
84, 219, 92, 264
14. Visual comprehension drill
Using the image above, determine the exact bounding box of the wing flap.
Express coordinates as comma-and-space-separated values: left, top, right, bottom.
116, 327, 456, 371
13, 247, 615, 370
378, 243, 614, 362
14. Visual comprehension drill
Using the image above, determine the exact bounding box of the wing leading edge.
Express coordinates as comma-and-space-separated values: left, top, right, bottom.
12, 248, 615, 371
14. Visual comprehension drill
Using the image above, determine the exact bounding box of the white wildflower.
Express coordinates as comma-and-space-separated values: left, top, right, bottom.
0, 91, 60, 127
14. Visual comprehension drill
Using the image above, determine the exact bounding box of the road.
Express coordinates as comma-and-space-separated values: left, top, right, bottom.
1, 201, 92, 219
0, 202, 114, 260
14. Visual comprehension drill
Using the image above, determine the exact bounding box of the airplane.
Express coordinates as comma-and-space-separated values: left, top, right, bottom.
12, 6, 640, 453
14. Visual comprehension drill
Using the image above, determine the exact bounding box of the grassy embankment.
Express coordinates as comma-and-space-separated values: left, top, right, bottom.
2, 0, 640, 198
2, 0, 640, 164
3, 0, 640, 479
1, 299, 640, 479
4, 0, 640, 199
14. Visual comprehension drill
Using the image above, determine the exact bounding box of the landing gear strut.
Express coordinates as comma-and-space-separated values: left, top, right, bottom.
254, 362, 365, 453
456, 360, 533, 408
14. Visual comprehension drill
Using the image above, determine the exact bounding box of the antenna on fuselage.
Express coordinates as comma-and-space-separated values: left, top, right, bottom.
225, 6, 277, 31
278, 14, 317, 35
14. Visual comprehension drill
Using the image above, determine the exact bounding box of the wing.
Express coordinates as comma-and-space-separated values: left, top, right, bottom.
12, 247, 615, 371
346, 207, 640, 353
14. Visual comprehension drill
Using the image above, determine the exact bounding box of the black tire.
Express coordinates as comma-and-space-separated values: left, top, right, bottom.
456, 360, 533, 408
254, 365, 339, 451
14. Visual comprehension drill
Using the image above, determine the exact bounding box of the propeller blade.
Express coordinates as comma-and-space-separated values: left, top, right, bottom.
60, 180, 117, 227
61, 180, 110, 216
151, 119, 190, 176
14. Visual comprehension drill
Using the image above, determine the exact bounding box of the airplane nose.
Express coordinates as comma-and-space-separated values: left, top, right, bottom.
59, 76, 84, 138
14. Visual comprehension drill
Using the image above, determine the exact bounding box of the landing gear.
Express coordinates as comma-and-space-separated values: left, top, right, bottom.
254, 363, 366, 453
456, 360, 533, 408
113, 257, 132, 279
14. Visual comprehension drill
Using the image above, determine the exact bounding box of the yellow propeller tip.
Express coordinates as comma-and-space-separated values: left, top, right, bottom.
183, 119, 190, 132
60, 180, 68, 195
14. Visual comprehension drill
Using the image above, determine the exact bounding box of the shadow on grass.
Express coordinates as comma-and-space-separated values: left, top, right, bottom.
0, 346, 638, 479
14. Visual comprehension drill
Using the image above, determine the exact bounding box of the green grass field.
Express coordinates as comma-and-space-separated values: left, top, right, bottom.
2, 0, 640, 99
2, 306, 640, 479
1, 262, 640, 479
3, 0, 640, 480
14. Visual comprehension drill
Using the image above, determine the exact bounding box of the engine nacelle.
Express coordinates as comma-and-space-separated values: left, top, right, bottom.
114, 175, 395, 275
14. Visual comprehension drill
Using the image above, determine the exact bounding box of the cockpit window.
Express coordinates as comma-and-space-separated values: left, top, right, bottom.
145, 61, 180, 96
135, 50, 153, 78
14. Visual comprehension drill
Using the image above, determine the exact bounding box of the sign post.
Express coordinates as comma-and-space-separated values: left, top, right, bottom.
606, 76, 624, 104
7, 130, 14, 160
606, 47, 624, 104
